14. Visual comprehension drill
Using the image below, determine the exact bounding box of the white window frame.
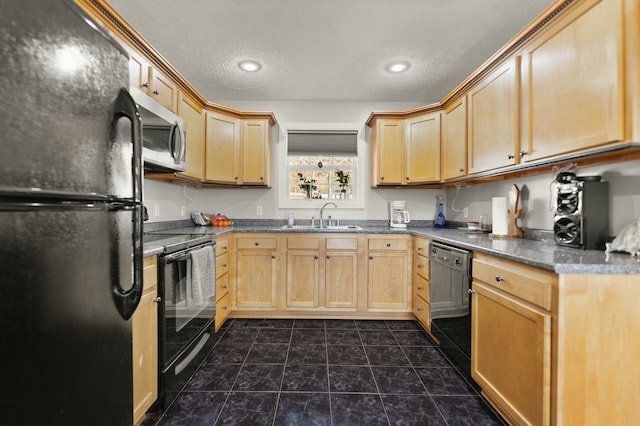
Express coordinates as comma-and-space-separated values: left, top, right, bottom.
278, 122, 366, 210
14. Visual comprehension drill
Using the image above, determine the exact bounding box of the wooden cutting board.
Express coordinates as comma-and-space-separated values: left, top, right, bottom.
507, 184, 524, 238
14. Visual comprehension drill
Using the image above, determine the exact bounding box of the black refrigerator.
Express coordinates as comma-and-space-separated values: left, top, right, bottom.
0, 1, 143, 425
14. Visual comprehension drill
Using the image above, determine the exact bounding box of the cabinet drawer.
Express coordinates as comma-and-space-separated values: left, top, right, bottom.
473, 252, 556, 310
216, 239, 230, 256
368, 238, 409, 251
414, 274, 429, 302
143, 255, 157, 293
216, 271, 229, 301
237, 237, 278, 249
414, 295, 430, 328
215, 292, 231, 329
326, 237, 358, 250
414, 237, 430, 257
414, 254, 429, 280
216, 252, 229, 279
287, 236, 319, 249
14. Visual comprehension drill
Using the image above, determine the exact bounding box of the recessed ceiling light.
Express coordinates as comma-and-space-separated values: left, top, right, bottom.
238, 60, 262, 72
386, 61, 410, 73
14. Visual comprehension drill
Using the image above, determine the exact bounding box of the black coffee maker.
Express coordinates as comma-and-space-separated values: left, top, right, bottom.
552, 172, 609, 250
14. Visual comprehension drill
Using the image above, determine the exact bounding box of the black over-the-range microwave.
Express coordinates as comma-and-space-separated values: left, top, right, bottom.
130, 86, 186, 172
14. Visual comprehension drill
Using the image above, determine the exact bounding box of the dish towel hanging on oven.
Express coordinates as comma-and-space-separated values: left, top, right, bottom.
190, 245, 215, 305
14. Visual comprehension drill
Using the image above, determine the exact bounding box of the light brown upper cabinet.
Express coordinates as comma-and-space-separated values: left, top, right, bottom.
128, 49, 177, 113
371, 118, 404, 185
468, 56, 520, 175
405, 113, 441, 183
370, 114, 441, 186
241, 119, 271, 186
205, 112, 240, 184
205, 115, 271, 186
442, 96, 468, 181
176, 92, 205, 181
519, 0, 625, 162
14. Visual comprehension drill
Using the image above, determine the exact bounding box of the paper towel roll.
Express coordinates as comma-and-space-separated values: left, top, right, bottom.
492, 197, 508, 236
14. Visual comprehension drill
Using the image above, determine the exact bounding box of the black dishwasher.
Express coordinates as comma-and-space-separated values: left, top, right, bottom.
429, 241, 475, 383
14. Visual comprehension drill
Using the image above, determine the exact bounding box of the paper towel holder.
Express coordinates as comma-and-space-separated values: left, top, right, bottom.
490, 185, 524, 238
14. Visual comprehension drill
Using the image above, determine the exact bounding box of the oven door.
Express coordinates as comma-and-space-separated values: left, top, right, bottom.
159, 243, 216, 367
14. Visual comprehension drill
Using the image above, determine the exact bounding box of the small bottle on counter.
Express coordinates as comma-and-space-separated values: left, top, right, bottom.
434, 195, 447, 228
287, 213, 295, 227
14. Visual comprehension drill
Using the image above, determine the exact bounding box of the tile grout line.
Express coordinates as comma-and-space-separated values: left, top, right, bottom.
212, 323, 259, 426
358, 322, 392, 426
323, 321, 334, 426
271, 321, 294, 426
394, 328, 451, 426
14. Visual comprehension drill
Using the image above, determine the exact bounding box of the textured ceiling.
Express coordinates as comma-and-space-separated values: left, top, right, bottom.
107, 0, 556, 103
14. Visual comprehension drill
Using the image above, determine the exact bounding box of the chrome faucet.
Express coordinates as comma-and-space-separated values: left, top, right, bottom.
319, 202, 337, 228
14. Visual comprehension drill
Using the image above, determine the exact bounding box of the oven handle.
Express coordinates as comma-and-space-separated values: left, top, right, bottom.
162, 242, 216, 265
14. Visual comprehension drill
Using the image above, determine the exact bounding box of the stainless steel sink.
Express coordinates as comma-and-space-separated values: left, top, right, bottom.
280, 224, 361, 231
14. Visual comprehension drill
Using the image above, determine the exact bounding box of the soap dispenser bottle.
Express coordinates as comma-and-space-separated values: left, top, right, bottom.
434, 195, 446, 228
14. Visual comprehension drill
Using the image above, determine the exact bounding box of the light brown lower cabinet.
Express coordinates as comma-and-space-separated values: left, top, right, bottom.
472, 280, 551, 426
413, 237, 431, 330
229, 234, 412, 316
472, 252, 640, 425
367, 236, 411, 312
132, 256, 158, 426
215, 236, 232, 330
235, 235, 278, 309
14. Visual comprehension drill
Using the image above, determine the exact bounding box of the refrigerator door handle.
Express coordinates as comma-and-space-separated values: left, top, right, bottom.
110, 203, 144, 320
112, 88, 143, 203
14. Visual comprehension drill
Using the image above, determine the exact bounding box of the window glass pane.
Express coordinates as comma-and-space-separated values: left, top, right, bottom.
289, 154, 355, 200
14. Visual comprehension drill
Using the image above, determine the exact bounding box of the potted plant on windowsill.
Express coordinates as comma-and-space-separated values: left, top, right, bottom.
335, 170, 351, 199
297, 172, 317, 199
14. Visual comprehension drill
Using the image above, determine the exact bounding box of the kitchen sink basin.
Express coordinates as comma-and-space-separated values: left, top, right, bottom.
280, 224, 362, 231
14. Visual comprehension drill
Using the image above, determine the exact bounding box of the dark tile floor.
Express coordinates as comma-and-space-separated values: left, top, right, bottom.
146, 319, 505, 426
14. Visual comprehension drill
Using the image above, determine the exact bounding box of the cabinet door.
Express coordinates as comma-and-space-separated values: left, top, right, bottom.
442, 97, 468, 180
132, 256, 158, 425
367, 252, 409, 310
325, 251, 358, 309
373, 119, 404, 185
472, 280, 551, 426
128, 49, 151, 92
520, 0, 624, 162
241, 119, 270, 185
405, 113, 441, 183
286, 250, 320, 308
150, 68, 178, 112
205, 112, 240, 183
236, 249, 277, 308
177, 92, 205, 180
468, 57, 519, 174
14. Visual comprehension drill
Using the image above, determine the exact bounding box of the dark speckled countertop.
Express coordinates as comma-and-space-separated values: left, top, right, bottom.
144, 223, 640, 275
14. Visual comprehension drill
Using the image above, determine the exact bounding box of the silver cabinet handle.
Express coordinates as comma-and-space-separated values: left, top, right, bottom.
153, 297, 162, 303
468, 289, 476, 294
495, 275, 504, 282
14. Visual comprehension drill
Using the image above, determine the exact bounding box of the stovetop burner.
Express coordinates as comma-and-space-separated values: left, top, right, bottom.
144, 232, 214, 254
